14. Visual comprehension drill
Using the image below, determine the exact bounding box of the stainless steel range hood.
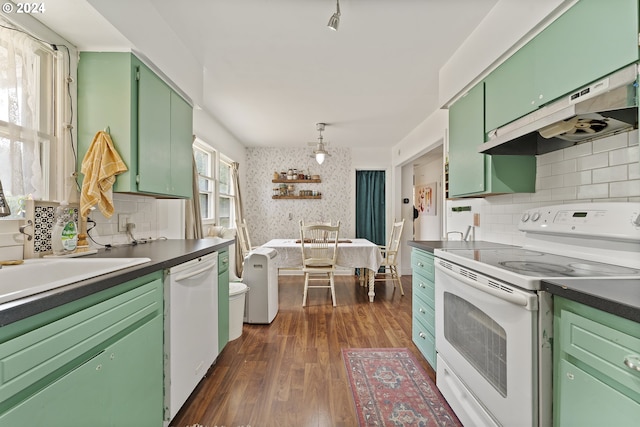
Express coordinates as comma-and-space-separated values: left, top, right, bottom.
478, 64, 638, 155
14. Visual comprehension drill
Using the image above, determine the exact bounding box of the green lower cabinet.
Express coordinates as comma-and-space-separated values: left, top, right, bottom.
553, 297, 640, 426
0, 318, 162, 426
218, 249, 230, 352
411, 248, 436, 369
556, 358, 640, 426
0, 274, 164, 426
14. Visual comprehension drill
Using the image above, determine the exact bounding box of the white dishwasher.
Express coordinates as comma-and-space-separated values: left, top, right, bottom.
164, 252, 218, 424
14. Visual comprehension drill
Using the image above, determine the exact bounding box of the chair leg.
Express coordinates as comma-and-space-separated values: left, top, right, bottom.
391, 265, 404, 295
302, 273, 309, 306
329, 272, 336, 307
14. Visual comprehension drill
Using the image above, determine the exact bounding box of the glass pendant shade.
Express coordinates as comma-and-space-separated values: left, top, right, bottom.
316, 152, 326, 165
327, 13, 339, 31
327, 0, 340, 31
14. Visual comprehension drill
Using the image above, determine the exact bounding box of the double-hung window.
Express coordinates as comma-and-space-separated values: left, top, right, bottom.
0, 21, 57, 217
193, 138, 236, 228
218, 156, 235, 228
193, 138, 215, 223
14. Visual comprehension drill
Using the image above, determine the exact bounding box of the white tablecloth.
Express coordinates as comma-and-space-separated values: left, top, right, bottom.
262, 238, 383, 272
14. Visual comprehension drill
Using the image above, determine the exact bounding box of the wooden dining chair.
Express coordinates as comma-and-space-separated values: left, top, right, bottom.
299, 220, 341, 307
375, 219, 405, 295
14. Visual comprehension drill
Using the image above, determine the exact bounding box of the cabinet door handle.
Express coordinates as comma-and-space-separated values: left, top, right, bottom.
417, 262, 423, 267
624, 355, 640, 372
419, 282, 426, 289
419, 308, 425, 314
418, 332, 426, 339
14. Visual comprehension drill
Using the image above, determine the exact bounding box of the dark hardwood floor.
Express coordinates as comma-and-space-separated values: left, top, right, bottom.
170, 273, 434, 427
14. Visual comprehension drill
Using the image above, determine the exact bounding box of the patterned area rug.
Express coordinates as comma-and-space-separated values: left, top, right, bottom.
342, 348, 461, 427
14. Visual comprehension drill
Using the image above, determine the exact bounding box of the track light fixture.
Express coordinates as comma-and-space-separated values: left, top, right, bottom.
327, 0, 341, 31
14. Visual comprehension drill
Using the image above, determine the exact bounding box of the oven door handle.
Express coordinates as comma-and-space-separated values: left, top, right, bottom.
435, 262, 532, 308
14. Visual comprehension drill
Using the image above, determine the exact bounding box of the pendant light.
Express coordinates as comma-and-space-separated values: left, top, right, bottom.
309, 123, 332, 165
327, 0, 341, 31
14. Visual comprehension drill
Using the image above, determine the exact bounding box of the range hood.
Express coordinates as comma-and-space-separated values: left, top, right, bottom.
479, 64, 638, 155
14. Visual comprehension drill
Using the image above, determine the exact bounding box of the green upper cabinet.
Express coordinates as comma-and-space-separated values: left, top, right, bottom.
77, 52, 138, 193
484, 44, 537, 133
449, 83, 486, 196
169, 91, 194, 197
78, 52, 193, 198
137, 62, 172, 195
448, 82, 536, 198
485, 0, 639, 133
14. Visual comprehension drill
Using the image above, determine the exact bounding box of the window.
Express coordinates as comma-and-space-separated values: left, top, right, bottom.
193, 139, 215, 223
193, 138, 236, 227
0, 16, 69, 220
218, 156, 235, 228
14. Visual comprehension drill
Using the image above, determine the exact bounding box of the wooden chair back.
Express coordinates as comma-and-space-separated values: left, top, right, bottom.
385, 219, 405, 264
299, 220, 341, 269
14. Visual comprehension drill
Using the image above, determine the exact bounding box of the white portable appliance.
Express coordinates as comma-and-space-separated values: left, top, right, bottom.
434, 202, 640, 427
164, 252, 219, 424
243, 247, 279, 324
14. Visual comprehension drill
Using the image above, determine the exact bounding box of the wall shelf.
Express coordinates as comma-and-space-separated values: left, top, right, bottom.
272, 179, 321, 183
272, 195, 321, 200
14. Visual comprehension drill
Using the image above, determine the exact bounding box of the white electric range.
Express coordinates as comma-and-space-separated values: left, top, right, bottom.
433, 202, 640, 427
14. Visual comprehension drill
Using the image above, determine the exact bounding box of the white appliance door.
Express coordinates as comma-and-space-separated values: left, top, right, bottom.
165, 253, 218, 421
435, 260, 538, 427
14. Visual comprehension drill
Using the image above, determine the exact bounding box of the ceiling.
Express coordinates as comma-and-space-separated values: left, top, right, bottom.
35, 0, 499, 151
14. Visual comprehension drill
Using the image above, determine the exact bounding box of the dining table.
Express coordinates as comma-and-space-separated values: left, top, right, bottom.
262, 238, 383, 302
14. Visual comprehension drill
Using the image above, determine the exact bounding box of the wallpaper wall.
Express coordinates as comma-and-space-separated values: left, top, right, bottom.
244, 147, 353, 245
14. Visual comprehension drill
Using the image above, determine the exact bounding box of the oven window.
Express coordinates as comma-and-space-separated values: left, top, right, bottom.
443, 292, 507, 396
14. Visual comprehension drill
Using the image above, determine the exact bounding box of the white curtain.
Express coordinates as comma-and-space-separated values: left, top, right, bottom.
0, 25, 47, 204
185, 151, 203, 238
230, 161, 244, 278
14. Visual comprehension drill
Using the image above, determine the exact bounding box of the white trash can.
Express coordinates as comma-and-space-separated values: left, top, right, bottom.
229, 282, 249, 341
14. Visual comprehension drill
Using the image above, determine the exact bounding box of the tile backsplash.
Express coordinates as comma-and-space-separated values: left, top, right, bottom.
85, 193, 163, 247
448, 129, 639, 246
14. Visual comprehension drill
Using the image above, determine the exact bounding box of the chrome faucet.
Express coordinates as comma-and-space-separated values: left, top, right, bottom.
464, 225, 475, 242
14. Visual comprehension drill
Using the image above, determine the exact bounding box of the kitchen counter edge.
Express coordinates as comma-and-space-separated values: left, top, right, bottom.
542, 278, 640, 323
0, 238, 234, 327
408, 240, 516, 253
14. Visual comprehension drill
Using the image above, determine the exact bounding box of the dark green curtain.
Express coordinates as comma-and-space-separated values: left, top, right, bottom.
355, 170, 385, 246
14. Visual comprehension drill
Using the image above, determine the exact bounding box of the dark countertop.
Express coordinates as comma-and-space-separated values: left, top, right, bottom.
542, 278, 640, 323
0, 238, 234, 327
408, 240, 516, 253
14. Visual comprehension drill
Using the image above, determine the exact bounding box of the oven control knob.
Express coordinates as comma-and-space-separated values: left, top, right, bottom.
531, 212, 541, 222
521, 213, 530, 222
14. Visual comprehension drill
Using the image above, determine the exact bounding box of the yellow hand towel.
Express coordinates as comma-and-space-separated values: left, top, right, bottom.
80, 131, 127, 218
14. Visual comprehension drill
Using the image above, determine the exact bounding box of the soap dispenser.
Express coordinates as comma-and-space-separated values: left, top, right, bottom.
51, 201, 78, 255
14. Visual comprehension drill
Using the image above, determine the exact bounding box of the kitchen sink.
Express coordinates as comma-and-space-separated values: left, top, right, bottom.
0, 257, 152, 304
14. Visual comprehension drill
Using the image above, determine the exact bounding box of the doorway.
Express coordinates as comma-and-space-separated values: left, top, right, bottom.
355, 170, 385, 246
